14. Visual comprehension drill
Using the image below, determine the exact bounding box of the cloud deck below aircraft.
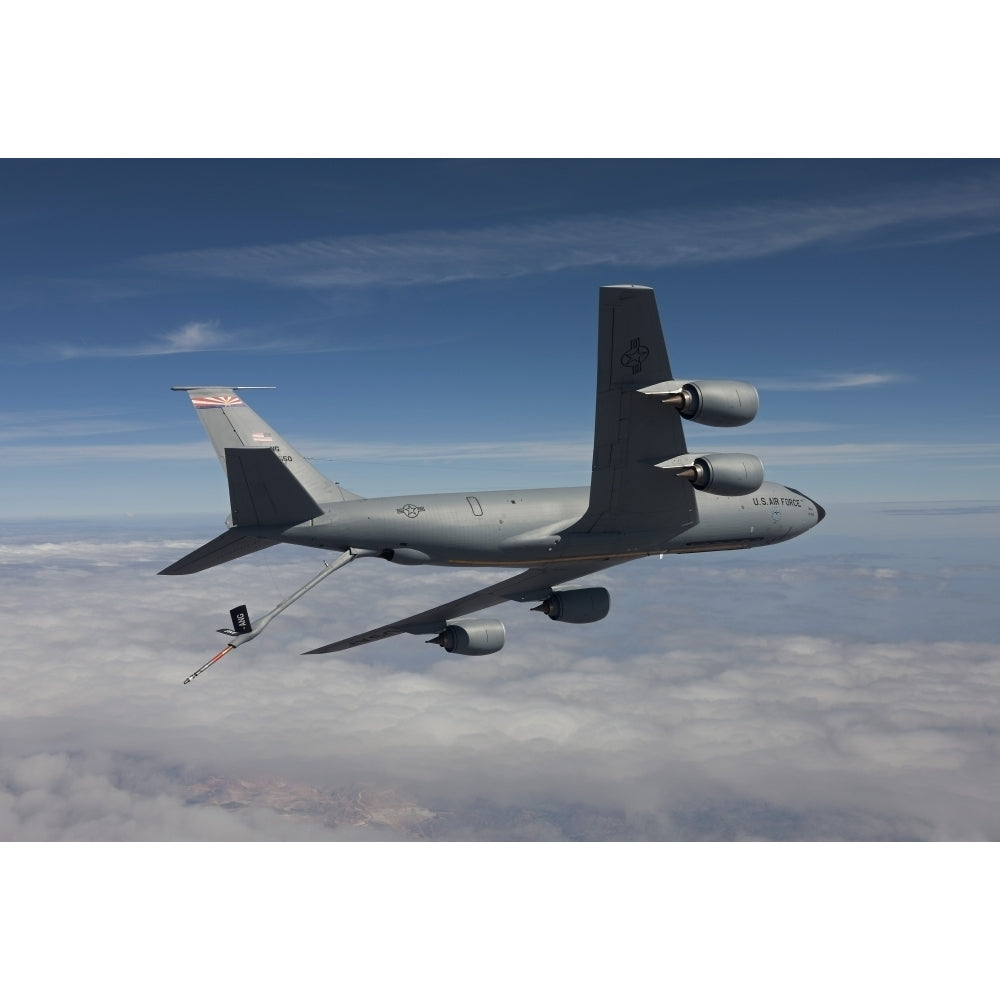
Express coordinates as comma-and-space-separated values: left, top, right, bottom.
1, 514, 998, 840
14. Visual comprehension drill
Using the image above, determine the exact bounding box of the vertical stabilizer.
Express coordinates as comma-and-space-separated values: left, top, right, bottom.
173, 387, 362, 507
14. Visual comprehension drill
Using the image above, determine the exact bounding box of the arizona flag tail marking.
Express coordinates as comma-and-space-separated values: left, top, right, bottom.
192, 394, 245, 408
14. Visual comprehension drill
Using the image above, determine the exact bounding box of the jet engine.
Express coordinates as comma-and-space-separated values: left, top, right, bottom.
663, 453, 765, 496
531, 587, 610, 623
426, 618, 506, 655
640, 379, 759, 427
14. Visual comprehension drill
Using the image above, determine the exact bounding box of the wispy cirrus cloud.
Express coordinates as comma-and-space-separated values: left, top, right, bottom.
746, 440, 1000, 466
135, 177, 1000, 289
755, 372, 907, 391
0, 410, 154, 442
4, 436, 1000, 471
0, 442, 214, 465
0, 438, 591, 467
55, 321, 233, 359
47, 321, 403, 361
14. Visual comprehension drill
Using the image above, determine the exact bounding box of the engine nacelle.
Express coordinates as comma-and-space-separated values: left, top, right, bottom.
426, 618, 506, 656
640, 379, 759, 427
662, 452, 765, 496
531, 587, 610, 624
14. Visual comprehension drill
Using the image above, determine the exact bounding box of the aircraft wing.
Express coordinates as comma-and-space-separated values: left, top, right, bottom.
303, 557, 636, 654
573, 285, 698, 535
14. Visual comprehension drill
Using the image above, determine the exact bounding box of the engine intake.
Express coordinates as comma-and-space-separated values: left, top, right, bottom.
426, 618, 506, 655
640, 379, 759, 427
662, 452, 765, 496
532, 587, 610, 623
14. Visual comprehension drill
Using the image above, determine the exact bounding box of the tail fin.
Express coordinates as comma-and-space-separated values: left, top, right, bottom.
173, 386, 362, 513
224, 447, 323, 526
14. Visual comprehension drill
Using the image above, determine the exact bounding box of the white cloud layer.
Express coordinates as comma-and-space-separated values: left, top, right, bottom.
2, 512, 998, 841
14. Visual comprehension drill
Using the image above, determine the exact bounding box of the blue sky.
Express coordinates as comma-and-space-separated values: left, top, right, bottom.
3, 159, 999, 518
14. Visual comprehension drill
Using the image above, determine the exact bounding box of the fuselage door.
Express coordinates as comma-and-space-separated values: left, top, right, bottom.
467, 496, 484, 517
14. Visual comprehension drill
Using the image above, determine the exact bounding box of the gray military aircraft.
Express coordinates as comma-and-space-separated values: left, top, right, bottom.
163, 285, 824, 682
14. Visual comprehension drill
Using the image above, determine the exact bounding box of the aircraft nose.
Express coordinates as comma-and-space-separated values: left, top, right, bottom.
814, 500, 826, 523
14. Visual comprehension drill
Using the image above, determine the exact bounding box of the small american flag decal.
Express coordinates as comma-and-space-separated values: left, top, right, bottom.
252, 432, 273, 443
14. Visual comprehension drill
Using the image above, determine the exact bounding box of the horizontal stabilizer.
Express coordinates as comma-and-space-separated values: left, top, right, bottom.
226, 447, 324, 527
159, 530, 280, 575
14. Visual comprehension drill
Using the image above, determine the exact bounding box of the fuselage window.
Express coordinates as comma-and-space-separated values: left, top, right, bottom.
466, 496, 484, 516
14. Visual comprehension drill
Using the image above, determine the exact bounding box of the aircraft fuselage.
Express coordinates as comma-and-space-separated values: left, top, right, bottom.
267, 480, 823, 567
